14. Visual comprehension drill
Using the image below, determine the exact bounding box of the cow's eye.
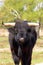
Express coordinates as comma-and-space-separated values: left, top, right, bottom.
27, 29, 31, 32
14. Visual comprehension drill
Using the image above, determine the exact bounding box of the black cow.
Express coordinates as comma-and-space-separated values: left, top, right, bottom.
8, 20, 37, 65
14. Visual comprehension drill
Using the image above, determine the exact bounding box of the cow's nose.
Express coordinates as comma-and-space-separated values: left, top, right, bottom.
19, 38, 24, 42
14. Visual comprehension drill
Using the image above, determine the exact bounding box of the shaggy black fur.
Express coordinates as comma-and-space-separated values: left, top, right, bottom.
8, 20, 37, 65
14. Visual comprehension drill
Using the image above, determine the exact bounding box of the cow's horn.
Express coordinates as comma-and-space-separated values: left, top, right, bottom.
27, 22, 39, 26
2, 22, 16, 27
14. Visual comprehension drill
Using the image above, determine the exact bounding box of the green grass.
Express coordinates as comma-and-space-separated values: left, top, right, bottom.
0, 52, 14, 65
36, 37, 43, 47
0, 36, 9, 48
0, 51, 43, 65
32, 52, 43, 65
0, 52, 14, 63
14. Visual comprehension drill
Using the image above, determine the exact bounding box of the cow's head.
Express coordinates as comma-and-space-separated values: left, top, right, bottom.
3, 20, 37, 46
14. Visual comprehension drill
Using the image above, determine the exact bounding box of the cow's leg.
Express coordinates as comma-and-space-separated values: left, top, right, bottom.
26, 56, 31, 65
13, 55, 19, 65
10, 43, 19, 65
9, 35, 19, 65
10, 44, 19, 65
21, 54, 28, 65
21, 48, 32, 65
21, 53, 32, 65
26, 50, 32, 65
21, 50, 28, 65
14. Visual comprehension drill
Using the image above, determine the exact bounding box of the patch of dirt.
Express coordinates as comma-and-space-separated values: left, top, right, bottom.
0, 48, 10, 52
35, 63, 43, 65
33, 46, 43, 52
0, 29, 9, 36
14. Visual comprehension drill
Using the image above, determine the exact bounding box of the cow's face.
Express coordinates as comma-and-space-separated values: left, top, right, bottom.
14, 22, 28, 43
8, 21, 37, 46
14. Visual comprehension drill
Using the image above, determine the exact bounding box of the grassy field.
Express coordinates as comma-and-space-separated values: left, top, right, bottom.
0, 36, 43, 65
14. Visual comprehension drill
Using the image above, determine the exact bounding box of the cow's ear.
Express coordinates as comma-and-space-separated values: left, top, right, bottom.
31, 29, 37, 48
27, 27, 31, 33
8, 27, 14, 34
2, 22, 16, 33
33, 30, 37, 40
32, 29, 37, 44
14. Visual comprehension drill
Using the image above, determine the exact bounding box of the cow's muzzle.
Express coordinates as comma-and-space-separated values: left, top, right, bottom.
19, 38, 24, 43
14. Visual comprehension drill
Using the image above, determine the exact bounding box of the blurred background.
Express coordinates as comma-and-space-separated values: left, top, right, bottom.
0, 0, 43, 65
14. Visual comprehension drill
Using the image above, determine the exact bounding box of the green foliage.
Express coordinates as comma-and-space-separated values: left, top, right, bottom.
0, 0, 43, 23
